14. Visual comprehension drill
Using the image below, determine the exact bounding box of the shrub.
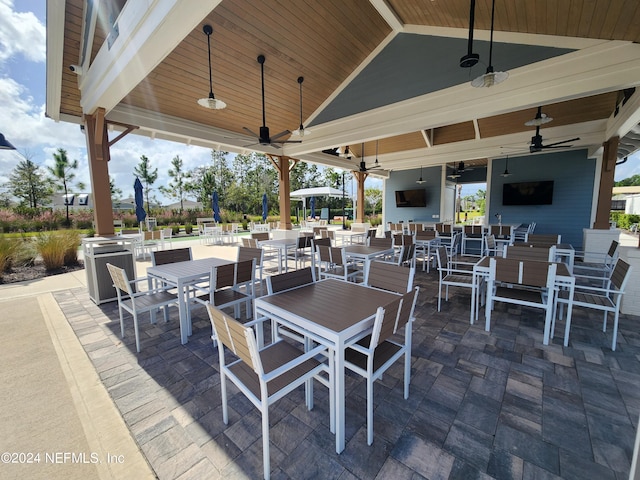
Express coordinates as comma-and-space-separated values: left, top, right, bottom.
35, 232, 66, 271
12, 237, 38, 268
59, 230, 82, 265
0, 236, 20, 277
171, 225, 180, 236
185, 223, 193, 234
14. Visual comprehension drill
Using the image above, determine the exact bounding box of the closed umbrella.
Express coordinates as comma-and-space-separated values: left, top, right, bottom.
309, 196, 316, 219
262, 193, 268, 222
212, 191, 221, 222
134, 177, 146, 224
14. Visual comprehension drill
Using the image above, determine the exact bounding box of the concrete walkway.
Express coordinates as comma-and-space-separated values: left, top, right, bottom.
0, 238, 237, 480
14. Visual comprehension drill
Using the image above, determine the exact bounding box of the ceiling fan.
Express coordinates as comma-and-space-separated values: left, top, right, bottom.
356, 142, 381, 172
527, 106, 580, 153
243, 55, 301, 148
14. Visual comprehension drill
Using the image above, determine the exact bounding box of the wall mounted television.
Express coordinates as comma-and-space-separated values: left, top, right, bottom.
395, 189, 426, 207
503, 181, 554, 206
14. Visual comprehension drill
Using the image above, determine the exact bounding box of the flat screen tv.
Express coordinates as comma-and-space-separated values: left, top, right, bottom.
503, 181, 554, 206
395, 189, 426, 207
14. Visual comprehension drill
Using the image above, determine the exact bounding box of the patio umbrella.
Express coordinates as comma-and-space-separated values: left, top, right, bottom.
310, 196, 316, 219
212, 191, 221, 222
262, 193, 268, 221
134, 177, 146, 224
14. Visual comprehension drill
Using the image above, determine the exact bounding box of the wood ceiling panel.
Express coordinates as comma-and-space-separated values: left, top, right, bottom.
347, 132, 426, 159
432, 121, 476, 145
477, 92, 618, 138
387, 0, 640, 42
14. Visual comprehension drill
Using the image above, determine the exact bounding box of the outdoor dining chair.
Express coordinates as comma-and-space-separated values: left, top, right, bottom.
573, 239, 619, 278
344, 287, 419, 445
555, 258, 632, 351
415, 230, 439, 272
483, 234, 501, 257
316, 245, 360, 282
237, 246, 265, 296
485, 257, 557, 337
435, 246, 478, 323
207, 304, 332, 480
106, 263, 179, 353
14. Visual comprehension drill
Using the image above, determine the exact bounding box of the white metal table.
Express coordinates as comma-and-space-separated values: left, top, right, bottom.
258, 238, 298, 273
344, 245, 395, 280
254, 279, 400, 453
146, 257, 233, 344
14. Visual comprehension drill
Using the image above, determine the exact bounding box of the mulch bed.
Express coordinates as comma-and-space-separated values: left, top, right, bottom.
0, 261, 84, 284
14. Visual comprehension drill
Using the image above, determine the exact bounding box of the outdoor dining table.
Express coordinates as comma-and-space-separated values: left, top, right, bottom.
257, 238, 298, 273
472, 256, 575, 345
254, 278, 401, 454
333, 229, 367, 246
414, 236, 442, 272
343, 244, 395, 280
146, 257, 233, 344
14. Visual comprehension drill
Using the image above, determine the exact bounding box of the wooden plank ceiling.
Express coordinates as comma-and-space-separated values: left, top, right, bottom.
57, 0, 639, 169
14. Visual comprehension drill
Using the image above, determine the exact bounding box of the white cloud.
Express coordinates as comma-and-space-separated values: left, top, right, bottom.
0, 0, 45, 63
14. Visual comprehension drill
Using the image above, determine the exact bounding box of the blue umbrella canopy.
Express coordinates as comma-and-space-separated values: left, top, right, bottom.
212, 191, 221, 222
309, 196, 316, 219
134, 177, 146, 223
262, 193, 268, 221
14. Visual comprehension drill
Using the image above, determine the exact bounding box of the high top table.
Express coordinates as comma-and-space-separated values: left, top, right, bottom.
254, 279, 400, 454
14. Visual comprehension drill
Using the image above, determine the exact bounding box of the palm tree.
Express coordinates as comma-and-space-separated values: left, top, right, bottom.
48, 148, 84, 227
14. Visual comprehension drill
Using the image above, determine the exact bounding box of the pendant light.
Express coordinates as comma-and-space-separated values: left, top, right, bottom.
500, 156, 512, 177
0, 133, 16, 150
460, 0, 479, 68
374, 140, 380, 167
416, 165, 426, 184
197, 25, 226, 110
292, 76, 311, 137
471, 0, 508, 88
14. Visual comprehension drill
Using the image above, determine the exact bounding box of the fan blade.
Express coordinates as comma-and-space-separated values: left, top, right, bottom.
270, 129, 292, 142
542, 137, 580, 148
243, 127, 259, 138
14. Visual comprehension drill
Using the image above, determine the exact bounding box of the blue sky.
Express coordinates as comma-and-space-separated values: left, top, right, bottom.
1, 0, 638, 204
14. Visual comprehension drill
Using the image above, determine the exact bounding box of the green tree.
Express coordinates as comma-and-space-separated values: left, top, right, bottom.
160, 155, 188, 212
475, 188, 486, 215
365, 187, 382, 216
133, 155, 158, 212
109, 175, 122, 200
47, 148, 84, 226
615, 174, 640, 186
7, 152, 52, 208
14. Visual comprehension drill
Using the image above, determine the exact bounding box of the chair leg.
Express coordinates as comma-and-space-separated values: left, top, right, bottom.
367, 377, 374, 445
261, 400, 271, 480
612, 310, 619, 351
133, 312, 141, 353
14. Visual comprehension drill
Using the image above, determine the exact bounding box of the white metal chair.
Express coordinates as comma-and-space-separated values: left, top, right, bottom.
555, 258, 632, 351
461, 225, 485, 256
344, 287, 419, 445
238, 246, 265, 297
435, 246, 479, 323
485, 257, 557, 341
573, 240, 619, 279
160, 227, 173, 248
106, 263, 178, 353
207, 304, 332, 480
316, 245, 360, 282
415, 230, 439, 272
483, 234, 501, 257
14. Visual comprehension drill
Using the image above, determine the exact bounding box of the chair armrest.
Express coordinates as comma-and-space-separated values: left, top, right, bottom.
572, 283, 621, 295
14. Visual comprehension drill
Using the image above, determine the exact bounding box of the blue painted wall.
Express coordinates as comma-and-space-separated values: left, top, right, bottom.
489, 149, 595, 249
384, 166, 442, 223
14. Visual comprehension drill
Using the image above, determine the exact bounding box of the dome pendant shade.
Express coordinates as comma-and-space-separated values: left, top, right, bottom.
292, 76, 311, 137
416, 165, 426, 184
197, 24, 226, 110
500, 156, 512, 177
471, 0, 508, 88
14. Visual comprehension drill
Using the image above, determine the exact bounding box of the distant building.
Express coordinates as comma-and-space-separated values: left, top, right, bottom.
612, 186, 640, 214
51, 192, 92, 210
164, 199, 203, 210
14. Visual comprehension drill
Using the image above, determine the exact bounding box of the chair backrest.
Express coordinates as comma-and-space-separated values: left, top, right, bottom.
491, 257, 556, 288
161, 227, 173, 238
608, 240, 620, 259
207, 305, 259, 372
313, 226, 327, 237
490, 225, 512, 238
242, 237, 258, 248
484, 234, 497, 254
415, 230, 436, 241
329, 246, 347, 266
435, 246, 449, 272
316, 244, 332, 263
610, 258, 632, 293
237, 246, 263, 266
370, 297, 402, 348
235, 258, 256, 284
367, 228, 377, 239
251, 232, 269, 242
296, 235, 308, 248
369, 237, 393, 248
503, 244, 554, 262
400, 243, 416, 267
525, 233, 561, 246
435, 223, 451, 234
311, 237, 331, 250
106, 263, 132, 295
151, 247, 192, 266
267, 267, 316, 294
121, 228, 140, 235
213, 262, 237, 290
366, 261, 415, 293
383, 230, 392, 238
396, 287, 419, 332
464, 225, 483, 236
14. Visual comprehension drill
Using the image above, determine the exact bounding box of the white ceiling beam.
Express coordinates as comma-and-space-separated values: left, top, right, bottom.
45, 0, 66, 121
606, 88, 640, 140
370, 0, 404, 32
79, 0, 220, 115
285, 40, 640, 158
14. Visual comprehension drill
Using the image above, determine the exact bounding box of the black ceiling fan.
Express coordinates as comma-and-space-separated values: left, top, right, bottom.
356, 142, 381, 172
527, 106, 580, 153
243, 55, 301, 148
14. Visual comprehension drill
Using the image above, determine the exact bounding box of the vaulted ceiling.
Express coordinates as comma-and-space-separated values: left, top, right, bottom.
47, 0, 640, 177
